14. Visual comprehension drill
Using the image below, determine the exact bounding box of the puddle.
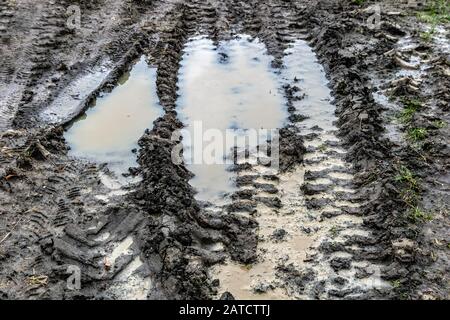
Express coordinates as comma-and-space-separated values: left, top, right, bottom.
283, 40, 337, 134
177, 35, 287, 203
372, 91, 404, 144
213, 260, 295, 300
212, 167, 314, 300
426, 24, 450, 54
64, 56, 163, 178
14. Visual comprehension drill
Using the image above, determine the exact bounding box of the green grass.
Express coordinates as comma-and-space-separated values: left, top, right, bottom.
417, 0, 450, 24
407, 127, 428, 141
400, 187, 419, 204
396, 166, 419, 190
318, 144, 327, 152
409, 206, 433, 223
330, 226, 339, 238
352, 0, 366, 5
391, 280, 401, 289
395, 166, 432, 224
396, 165, 420, 206
418, 11, 450, 24
433, 120, 447, 129
420, 27, 436, 42
397, 99, 422, 124
417, 1, 449, 43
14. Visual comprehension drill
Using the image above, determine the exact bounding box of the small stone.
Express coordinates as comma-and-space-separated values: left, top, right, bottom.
332, 276, 348, 287
252, 282, 273, 294
301, 226, 312, 234
330, 257, 351, 271
212, 279, 220, 287
359, 112, 369, 120
271, 228, 287, 241
220, 291, 235, 300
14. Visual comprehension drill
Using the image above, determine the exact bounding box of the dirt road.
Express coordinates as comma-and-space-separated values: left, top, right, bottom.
0, 0, 448, 300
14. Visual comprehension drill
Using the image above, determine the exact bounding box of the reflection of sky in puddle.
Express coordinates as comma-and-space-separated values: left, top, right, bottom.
65, 56, 163, 178
177, 35, 287, 203
283, 40, 336, 134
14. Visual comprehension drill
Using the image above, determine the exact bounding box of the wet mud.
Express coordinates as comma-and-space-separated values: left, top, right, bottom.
0, 0, 448, 300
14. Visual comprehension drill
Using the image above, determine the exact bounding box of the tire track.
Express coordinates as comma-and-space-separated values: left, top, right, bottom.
45, 0, 225, 300
211, 37, 389, 299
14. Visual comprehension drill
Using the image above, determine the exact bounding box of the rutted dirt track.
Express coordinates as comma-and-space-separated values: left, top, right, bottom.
0, 0, 449, 300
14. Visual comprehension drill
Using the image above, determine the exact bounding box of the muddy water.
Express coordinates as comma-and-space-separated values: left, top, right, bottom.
214, 168, 314, 299
177, 35, 287, 203
211, 39, 338, 300
212, 39, 388, 300
284, 41, 336, 133
64, 56, 163, 177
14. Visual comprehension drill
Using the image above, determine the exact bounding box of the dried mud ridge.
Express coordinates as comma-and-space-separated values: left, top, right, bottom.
0, 0, 448, 299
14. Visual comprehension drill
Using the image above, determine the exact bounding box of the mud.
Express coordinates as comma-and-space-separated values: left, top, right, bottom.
0, 0, 449, 300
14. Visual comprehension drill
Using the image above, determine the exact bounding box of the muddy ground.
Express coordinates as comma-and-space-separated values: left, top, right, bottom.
0, 0, 449, 300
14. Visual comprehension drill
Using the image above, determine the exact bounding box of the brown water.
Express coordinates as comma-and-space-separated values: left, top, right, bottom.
65, 56, 163, 177
177, 35, 287, 203
211, 39, 389, 300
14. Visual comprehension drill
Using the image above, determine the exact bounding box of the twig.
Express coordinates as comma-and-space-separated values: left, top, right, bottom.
0, 217, 24, 245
